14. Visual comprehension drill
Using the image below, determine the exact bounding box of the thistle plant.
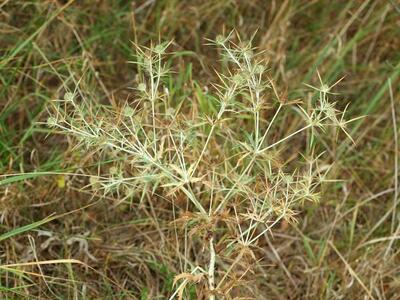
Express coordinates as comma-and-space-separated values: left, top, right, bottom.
47, 32, 356, 299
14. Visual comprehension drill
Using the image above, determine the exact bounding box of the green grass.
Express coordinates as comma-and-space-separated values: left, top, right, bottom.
0, 1, 399, 299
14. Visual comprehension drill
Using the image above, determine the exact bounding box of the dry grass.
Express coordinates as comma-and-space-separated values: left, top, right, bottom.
0, 1, 399, 299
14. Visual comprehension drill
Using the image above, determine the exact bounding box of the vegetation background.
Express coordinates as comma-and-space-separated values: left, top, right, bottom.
0, 0, 399, 299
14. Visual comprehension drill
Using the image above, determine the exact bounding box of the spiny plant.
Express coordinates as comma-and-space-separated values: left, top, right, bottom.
46, 32, 357, 299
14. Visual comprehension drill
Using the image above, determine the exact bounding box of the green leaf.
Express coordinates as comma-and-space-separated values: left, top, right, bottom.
0, 216, 56, 242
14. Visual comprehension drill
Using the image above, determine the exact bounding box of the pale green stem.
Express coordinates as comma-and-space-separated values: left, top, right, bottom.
208, 237, 216, 300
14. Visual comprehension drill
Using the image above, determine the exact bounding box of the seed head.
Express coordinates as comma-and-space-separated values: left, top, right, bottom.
64, 92, 74, 102
123, 106, 135, 117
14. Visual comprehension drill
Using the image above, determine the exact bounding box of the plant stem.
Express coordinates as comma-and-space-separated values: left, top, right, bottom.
208, 236, 216, 300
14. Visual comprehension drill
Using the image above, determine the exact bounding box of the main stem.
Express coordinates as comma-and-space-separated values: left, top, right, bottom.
208, 236, 216, 300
